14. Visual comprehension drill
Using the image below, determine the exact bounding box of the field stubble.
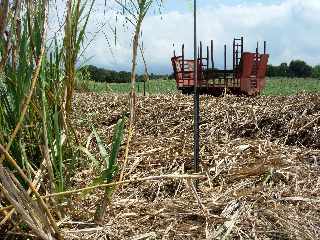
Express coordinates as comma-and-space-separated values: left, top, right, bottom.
67, 92, 320, 239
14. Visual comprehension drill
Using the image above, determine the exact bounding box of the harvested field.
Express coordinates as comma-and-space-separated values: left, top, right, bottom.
66, 93, 320, 239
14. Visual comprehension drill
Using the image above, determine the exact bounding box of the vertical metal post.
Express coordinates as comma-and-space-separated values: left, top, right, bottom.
232, 39, 235, 86
211, 40, 214, 70
206, 46, 209, 70
206, 46, 209, 88
200, 41, 203, 68
224, 45, 227, 69
193, 0, 200, 173
233, 39, 235, 72
256, 41, 259, 79
199, 41, 203, 86
182, 44, 184, 82
240, 37, 244, 86
224, 44, 227, 85
264, 41, 267, 54
241, 37, 244, 56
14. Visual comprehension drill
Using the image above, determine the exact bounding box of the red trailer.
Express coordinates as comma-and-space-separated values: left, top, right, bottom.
171, 37, 269, 96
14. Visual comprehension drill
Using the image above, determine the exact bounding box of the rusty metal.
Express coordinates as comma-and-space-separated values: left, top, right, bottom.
233, 38, 243, 86
171, 37, 269, 96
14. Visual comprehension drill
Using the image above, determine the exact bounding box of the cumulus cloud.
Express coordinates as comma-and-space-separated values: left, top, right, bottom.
55, 0, 320, 73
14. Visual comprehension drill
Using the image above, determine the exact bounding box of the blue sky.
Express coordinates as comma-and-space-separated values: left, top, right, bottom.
63, 0, 320, 74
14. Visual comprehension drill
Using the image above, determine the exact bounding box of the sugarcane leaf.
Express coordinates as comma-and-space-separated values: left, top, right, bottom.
108, 117, 126, 170
77, 145, 98, 166
91, 116, 126, 185
92, 126, 109, 167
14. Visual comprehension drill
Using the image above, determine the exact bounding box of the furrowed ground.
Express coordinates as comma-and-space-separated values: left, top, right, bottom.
66, 92, 320, 239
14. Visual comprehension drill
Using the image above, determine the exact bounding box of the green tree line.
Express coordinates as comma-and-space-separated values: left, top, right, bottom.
80, 65, 169, 83
82, 60, 320, 84
267, 60, 320, 78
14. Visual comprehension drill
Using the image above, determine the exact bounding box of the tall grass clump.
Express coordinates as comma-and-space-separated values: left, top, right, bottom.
0, 0, 94, 238
63, 0, 94, 114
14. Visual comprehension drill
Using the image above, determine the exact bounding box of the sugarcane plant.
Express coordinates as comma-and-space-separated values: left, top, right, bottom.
93, 117, 126, 224
0, 1, 63, 238
114, 0, 162, 183
0, 0, 94, 238
63, 0, 95, 115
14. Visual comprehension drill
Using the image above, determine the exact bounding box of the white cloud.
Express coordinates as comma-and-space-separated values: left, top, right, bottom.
57, 0, 320, 73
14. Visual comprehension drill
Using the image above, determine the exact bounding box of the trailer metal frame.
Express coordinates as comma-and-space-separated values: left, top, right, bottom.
171, 37, 269, 96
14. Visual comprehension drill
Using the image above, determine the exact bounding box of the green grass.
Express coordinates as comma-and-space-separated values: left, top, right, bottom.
77, 77, 320, 96
77, 79, 176, 94
262, 77, 320, 96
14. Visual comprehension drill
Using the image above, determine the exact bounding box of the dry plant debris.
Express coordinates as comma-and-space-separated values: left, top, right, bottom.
64, 92, 320, 239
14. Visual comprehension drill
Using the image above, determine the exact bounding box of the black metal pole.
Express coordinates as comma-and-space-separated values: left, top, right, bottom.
241, 37, 244, 56
224, 45, 227, 73
233, 39, 235, 72
200, 41, 203, 65
224, 44, 227, 89
211, 40, 214, 70
206, 46, 209, 70
193, 0, 200, 173
182, 44, 185, 82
